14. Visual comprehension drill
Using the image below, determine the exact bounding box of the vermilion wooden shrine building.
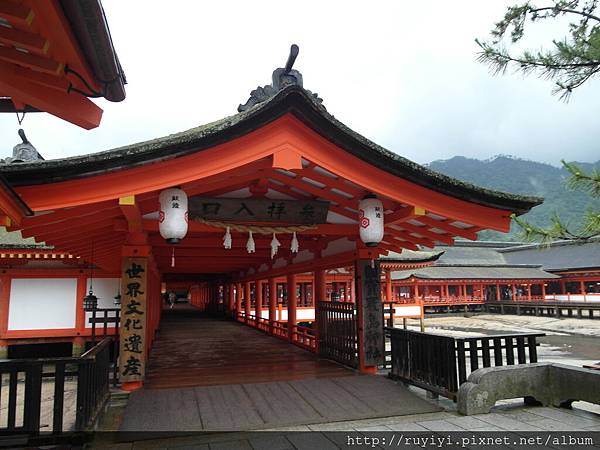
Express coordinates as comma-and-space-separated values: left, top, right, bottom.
0, 32, 542, 388
381, 240, 600, 308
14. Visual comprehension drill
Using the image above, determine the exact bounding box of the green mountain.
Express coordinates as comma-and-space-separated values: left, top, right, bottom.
427, 156, 600, 241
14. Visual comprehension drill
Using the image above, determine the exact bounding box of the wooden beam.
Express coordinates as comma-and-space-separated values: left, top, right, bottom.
0, 2, 35, 28
385, 229, 436, 248
119, 196, 143, 232
385, 206, 425, 226
269, 172, 358, 211
20, 209, 122, 239
392, 222, 454, 246
0, 61, 102, 129
148, 235, 318, 248
140, 219, 356, 236
416, 216, 478, 241
0, 25, 48, 54
13, 65, 69, 91
13, 201, 118, 231
0, 46, 61, 75
294, 163, 399, 211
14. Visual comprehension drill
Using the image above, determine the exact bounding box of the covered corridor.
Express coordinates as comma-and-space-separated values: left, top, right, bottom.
144, 305, 351, 389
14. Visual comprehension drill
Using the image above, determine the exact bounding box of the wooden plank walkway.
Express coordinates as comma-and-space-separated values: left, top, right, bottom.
144, 305, 352, 389
120, 375, 442, 431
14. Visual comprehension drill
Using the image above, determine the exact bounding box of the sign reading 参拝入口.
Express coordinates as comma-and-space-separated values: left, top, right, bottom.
357, 259, 385, 366
188, 197, 329, 224
119, 257, 147, 382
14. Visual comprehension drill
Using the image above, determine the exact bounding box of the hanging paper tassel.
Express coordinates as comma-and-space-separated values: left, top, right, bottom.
223, 226, 232, 249
246, 231, 255, 253
270, 233, 281, 259
171, 247, 175, 268
290, 232, 299, 253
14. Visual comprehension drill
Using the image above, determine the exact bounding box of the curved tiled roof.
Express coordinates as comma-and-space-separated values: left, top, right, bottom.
0, 86, 541, 215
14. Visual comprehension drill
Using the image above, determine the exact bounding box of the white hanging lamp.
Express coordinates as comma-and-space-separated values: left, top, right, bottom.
358, 194, 384, 247
159, 187, 188, 244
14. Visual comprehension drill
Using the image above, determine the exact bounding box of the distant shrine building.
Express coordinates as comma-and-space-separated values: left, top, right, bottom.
3, 32, 596, 389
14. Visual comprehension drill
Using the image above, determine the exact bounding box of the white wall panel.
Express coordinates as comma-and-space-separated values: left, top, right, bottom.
8, 278, 77, 330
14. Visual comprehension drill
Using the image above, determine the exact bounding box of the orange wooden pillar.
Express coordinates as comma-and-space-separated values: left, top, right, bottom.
0, 276, 11, 358
385, 269, 393, 302
511, 284, 517, 301
527, 284, 532, 301
541, 283, 546, 301
73, 274, 87, 356
255, 280, 263, 325
287, 273, 297, 342
235, 283, 242, 320
244, 281, 251, 324
314, 269, 326, 353
314, 270, 326, 303
268, 277, 277, 334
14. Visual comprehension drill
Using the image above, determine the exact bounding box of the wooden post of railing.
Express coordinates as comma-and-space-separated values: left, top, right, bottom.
91, 307, 97, 345
23, 362, 42, 434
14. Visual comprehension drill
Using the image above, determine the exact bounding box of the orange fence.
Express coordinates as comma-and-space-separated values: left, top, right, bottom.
235, 311, 317, 352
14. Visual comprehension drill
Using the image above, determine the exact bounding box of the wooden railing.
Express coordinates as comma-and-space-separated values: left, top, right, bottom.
0, 337, 112, 436
316, 301, 357, 368
291, 325, 317, 351
271, 320, 289, 339
88, 307, 120, 387
89, 307, 120, 344
387, 328, 545, 400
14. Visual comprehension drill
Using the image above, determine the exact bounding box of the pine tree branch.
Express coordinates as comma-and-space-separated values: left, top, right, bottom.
529, 6, 600, 23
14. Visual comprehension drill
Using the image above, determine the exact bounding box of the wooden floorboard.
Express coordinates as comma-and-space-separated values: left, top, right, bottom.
144, 305, 352, 389
121, 375, 443, 432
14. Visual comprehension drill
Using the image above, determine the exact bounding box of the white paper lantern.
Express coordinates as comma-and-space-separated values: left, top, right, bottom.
159, 187, 188, 244
358, 195, 384, 247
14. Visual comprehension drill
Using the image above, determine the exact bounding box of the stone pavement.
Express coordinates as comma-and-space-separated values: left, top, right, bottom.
91, 392, 600, 449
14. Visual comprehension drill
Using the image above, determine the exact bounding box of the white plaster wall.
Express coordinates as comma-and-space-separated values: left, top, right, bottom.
85, 278, 120, 328
251, 308, 315, 322
8, 278, 77, 330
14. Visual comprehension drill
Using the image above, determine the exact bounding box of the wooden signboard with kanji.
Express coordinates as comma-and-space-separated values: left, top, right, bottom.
188, 197, 329, 224
119, 257, 147, 382
356, 259, 385, 366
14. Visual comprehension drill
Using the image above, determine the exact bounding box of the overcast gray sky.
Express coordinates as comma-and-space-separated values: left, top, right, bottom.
2, 1, 598, 165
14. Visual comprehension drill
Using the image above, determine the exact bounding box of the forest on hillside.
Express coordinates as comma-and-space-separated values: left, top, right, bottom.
427, 156, 600, 241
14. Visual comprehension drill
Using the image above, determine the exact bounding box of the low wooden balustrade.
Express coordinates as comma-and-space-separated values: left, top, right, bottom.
0, 337, 112, 436
235, 313, 317, 351
271, 320, 289, 339
291, 325, 317, 351
387, 328, 545, 400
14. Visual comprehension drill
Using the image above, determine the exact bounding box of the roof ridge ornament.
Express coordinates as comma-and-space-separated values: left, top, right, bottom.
6, 129, 44, 164
238, 44, 323, 112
